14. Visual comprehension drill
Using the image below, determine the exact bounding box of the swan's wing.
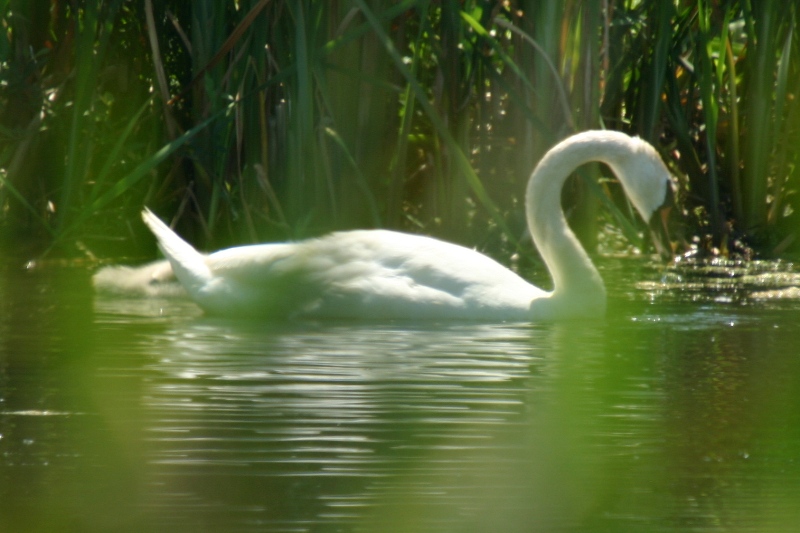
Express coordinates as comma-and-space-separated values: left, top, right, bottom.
205, 242, 298, 280
202, 230, 543, 319
205, 229, 531, 288
311, 231, 545, 318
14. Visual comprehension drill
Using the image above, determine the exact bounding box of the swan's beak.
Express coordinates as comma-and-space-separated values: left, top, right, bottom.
648, 184, 675, 261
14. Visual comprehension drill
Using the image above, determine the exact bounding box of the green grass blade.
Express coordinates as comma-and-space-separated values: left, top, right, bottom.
724, 35, 742, 222
89, 97, 156, 205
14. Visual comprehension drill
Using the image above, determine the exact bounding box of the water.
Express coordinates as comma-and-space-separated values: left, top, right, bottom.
1, 257, 800, 532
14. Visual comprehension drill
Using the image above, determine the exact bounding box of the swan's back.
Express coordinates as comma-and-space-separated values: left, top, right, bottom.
201, 230, 543, 320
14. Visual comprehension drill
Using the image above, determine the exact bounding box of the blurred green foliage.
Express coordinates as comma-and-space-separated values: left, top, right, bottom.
1, 1, 799, 259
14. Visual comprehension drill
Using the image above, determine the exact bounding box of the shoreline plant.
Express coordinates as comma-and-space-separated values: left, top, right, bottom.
0, 1, 798, 262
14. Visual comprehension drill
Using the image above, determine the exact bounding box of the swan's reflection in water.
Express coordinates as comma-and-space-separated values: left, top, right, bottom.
137, 318, 552, 531
90, 289, 800, 532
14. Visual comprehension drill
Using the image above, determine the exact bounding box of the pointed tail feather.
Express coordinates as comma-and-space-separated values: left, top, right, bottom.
141, 208, 211, 294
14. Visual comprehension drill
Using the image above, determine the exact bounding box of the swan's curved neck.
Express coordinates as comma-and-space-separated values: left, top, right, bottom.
525, 132, 635, 307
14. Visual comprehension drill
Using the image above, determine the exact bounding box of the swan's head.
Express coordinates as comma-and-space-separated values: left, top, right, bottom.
607, 135, 675, 259
610, 136, 673, 222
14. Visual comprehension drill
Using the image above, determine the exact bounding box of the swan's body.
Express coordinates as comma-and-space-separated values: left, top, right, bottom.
100, 130, 673, 321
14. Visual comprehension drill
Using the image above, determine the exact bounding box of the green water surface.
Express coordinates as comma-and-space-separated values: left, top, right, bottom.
1, 258, 799, 532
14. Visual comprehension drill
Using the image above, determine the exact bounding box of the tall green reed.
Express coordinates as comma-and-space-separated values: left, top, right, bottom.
603, 1, 800, 255
700, 2, 797, 253
0, 1, 177, 251
4, 0, 800, 260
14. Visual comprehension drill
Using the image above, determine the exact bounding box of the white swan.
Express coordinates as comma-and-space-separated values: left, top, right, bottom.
124, 130, 672, 321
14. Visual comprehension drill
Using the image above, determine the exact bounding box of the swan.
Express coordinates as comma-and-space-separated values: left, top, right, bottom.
125, 130, 673, 321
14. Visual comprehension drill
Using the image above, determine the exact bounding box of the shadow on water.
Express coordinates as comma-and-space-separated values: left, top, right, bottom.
1, 257, 800, 532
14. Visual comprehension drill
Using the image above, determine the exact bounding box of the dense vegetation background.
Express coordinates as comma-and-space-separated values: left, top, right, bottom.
1, 0, 799, 262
